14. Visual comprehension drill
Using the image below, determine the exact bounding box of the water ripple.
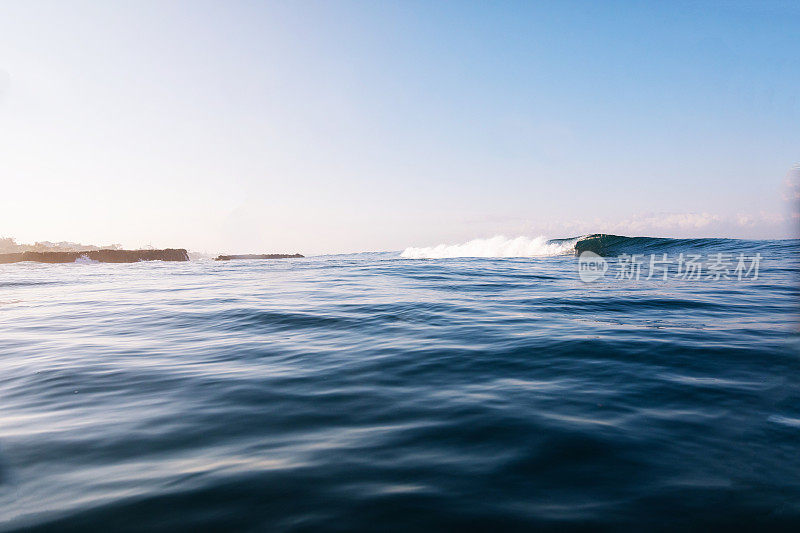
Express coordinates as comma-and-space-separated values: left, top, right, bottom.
1, 249, 799, 530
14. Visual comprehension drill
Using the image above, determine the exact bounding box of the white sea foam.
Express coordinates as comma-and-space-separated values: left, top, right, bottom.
74, 254, 101, 264
400, 236, 576, 259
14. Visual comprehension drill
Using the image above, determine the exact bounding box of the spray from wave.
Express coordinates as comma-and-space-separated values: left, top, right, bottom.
74, 254, 101, 264
400, 236, 577, 259
401, 233, 787, 259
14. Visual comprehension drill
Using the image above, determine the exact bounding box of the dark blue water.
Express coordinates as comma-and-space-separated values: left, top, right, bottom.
1, 236, 799, 531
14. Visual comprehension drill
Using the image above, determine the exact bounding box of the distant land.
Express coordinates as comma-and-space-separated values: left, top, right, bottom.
0, 249, 189, 264
0, 237, 304, 264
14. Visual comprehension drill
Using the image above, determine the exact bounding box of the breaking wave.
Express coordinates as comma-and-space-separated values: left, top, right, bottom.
400, 236, 577, 259
74, 254, 101, 264
401, 234, 795, 259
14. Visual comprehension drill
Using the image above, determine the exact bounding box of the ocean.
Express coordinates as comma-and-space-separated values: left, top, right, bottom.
1, 235, 799, 531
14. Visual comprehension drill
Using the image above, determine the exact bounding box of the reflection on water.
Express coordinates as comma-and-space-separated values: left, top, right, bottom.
1, 243, 799, 530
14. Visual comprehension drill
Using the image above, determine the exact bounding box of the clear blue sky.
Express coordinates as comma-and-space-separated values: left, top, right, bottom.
1, 1, 798, 253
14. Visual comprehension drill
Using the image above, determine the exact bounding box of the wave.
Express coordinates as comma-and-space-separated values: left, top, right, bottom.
401, 234, 795, 259
400, 236, 578, 259
74, 254, 101, 264
571, 234, 793, 256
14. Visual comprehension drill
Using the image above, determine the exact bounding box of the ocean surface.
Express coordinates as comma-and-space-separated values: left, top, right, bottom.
1, 235, 799, 531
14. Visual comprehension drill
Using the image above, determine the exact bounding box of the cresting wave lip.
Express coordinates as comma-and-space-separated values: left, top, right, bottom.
400, 234, 797, 259
571, 234, 796, 256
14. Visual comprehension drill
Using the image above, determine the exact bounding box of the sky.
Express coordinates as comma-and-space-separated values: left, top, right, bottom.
1, 0, 798, 254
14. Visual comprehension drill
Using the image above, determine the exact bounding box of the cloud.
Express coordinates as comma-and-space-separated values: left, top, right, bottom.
616, 212, 722, 232
784, 165, 800, 224
784, 165, 800, 202
524, 210, 792, 240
